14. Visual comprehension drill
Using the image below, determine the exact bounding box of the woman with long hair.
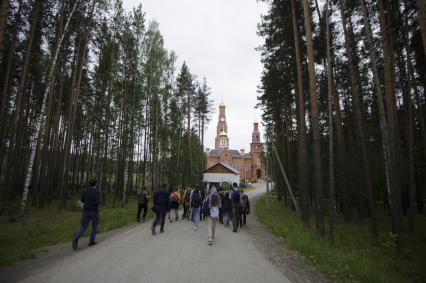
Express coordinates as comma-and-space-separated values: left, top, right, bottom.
205, 187, 221, 245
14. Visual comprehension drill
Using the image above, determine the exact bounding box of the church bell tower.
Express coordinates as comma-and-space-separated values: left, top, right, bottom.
250, 120, 263, 180
215, 101, 229, 150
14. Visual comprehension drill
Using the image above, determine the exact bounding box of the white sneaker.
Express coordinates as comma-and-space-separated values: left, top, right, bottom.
194, 226, 198, 230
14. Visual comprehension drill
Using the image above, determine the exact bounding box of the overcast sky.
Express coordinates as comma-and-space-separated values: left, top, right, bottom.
122, 0, 267, 151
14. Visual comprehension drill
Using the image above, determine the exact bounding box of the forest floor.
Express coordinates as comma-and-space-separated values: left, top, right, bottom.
0, 183, 329, 283
256, 196, 426, 283
0, 196, 153, 267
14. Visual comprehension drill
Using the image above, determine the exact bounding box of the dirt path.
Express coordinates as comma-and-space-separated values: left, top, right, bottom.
1, 183, 329, 283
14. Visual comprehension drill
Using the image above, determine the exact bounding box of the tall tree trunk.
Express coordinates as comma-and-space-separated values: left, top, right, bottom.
416, 0, 426, 57
291, 0, 308, 225
7, 0, 41, 198
325, 0, 335, 244
339, 0, 376, 230
400, 11, 418, 230
0, 0, 10, 52
0, 1, 22, 183
187, 90, 192, 186
302, 0, 324, 236
59, 0, 96, 209
360, 0, 399, 246
20, 0, 80, 215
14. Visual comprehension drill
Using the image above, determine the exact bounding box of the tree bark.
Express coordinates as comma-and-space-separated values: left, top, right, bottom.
0, 0, 10, 52
325, 0, 335, 244
339, 0, 375, 229
20, 0, 80, 215
416, 0, 426, 57
302, 0, 324, 236
360, 0, 398, 245
290, 0, 304, 207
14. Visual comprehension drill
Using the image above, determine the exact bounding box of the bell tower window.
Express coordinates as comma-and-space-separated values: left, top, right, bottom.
220, 139, 227, 149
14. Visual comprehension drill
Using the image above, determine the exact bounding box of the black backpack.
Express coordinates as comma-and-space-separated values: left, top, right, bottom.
232, 189, 240, 204
191, 192, 201, 208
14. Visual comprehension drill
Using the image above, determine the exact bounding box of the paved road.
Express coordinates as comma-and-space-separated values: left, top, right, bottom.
16, 183, 291, 283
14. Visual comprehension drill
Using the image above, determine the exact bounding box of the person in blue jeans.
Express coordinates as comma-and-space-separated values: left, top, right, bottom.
151, 183, 170, 235
190, 188, 202, 230
72, 179, 101, 250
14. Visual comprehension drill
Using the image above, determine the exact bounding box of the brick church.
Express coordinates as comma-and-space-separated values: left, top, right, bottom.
205, 102, 265, 182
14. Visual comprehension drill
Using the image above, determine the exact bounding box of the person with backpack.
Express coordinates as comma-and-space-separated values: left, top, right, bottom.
151, 183, 170, 235
200, 189, 207, 220
190, 188, 202, 230
219, 187, 224, 224
182, 188, 191, 220
239, 189, 250, 228
169, 188, 180, 223
229, 182, 241, 232
206, 187, 221, 245
136, 187, 149, 223
222, 189, 232, 227
72, 179, 101, 250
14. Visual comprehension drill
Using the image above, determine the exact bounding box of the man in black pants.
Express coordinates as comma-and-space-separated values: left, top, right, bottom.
239, 189, 250, 227
151, 183, 169, 235
229, 182, 241, 232
136, 187, 149, 223
73, 179, 101, 250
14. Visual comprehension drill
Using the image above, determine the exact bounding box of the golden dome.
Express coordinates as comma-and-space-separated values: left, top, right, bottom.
219, 130, 228, 137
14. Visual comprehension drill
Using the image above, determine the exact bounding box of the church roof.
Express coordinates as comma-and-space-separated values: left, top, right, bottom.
229, 150, 241, 156
204, 162, 240, 174
207, 149, 251, 158
209, 149, 220, 156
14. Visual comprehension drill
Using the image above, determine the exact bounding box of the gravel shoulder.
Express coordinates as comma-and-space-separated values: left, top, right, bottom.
243, 184, 331, 283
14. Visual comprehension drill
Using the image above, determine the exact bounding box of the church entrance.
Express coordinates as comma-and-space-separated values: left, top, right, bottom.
256, 169, 262, 179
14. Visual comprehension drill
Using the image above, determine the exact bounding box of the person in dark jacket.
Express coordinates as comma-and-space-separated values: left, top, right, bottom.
200, 189, 207, 220
229, 182, 241, 232
222, 190, 231, 227
219, 188, 225, 224
72, 179, 101, 250
239, 189, 250, 227
151, 183, 169, 235
136, 187, 149, 223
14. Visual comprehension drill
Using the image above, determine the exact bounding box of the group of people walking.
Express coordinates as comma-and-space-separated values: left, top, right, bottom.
147, 182, 250, 245
71, 180, 250, 250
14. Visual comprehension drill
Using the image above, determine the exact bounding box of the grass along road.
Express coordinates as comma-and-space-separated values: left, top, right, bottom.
256, 196, 426, 283
0, 196, 153, 266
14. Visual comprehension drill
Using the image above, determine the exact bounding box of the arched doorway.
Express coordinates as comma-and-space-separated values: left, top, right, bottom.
256, 169, 262, 179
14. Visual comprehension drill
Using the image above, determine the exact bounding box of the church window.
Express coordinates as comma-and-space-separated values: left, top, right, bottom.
220, 139, 227, 149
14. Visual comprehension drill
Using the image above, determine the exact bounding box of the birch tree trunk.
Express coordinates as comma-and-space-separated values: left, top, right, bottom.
20, 0, 80, 215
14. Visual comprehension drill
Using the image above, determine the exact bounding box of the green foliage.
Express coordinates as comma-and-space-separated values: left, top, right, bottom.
0, 195, 153, 266
256, 197, 426, 283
